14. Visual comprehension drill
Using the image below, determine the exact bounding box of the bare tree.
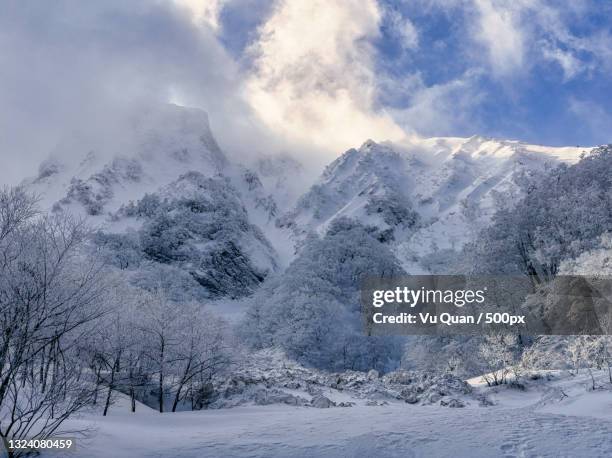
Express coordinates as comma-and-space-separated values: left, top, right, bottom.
139, 289, 181, 413
0, 188, 109, 455
170, 306, 230, 412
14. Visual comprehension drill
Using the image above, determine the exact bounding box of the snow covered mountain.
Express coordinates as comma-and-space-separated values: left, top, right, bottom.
25, 104, 228, 217
279, 136, 591, 272
20, 103, 309, 299
21, 104, 593, 293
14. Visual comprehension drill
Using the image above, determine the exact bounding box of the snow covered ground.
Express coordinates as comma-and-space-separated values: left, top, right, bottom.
45, 370, 612, 458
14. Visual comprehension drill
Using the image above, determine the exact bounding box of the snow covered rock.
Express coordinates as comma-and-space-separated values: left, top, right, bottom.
310, 395, 335, 408
401, 392, 419, 404
440, 398, 465, 408
254, 389, 309, 406
207, 350, 477, 409
380, 370, 472, 406
365, 400, 389, 406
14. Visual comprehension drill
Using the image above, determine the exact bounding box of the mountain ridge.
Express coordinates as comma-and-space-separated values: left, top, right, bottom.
20, 105, 594, 289
278, 135, 591, 273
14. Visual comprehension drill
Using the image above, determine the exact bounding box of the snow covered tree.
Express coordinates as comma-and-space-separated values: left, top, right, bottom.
594, 337, 612, 384
242, 218, 405, 372
479, 333, 520, 386
168, 304, 231, 412
138, 289, 181, 413
468, 146, 612, 283
80, 280, 146, 415
127, 287, 233, 413
98, 172, 278, 300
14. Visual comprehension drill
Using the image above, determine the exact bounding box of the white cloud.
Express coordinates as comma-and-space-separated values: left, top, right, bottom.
390, 70, 485, 137
173, 0, 227, 30
472, 0, 525, 75
385, 8, 419, 52
245, 0, 406, 152
541, 45, 582, 80
470, 0, 612, 81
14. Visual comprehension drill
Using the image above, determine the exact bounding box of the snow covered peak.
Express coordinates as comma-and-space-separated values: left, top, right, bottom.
126, 103, 227, 169
23, 104, 228, 217
397, 134, 588, 163
280, 136, 593, 272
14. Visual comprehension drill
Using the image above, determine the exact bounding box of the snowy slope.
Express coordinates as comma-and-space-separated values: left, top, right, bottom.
281, 135, 591, 272
52, 369, 612, 458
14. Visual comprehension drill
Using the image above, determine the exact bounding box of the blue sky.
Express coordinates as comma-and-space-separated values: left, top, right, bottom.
212, 0, 612, 147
